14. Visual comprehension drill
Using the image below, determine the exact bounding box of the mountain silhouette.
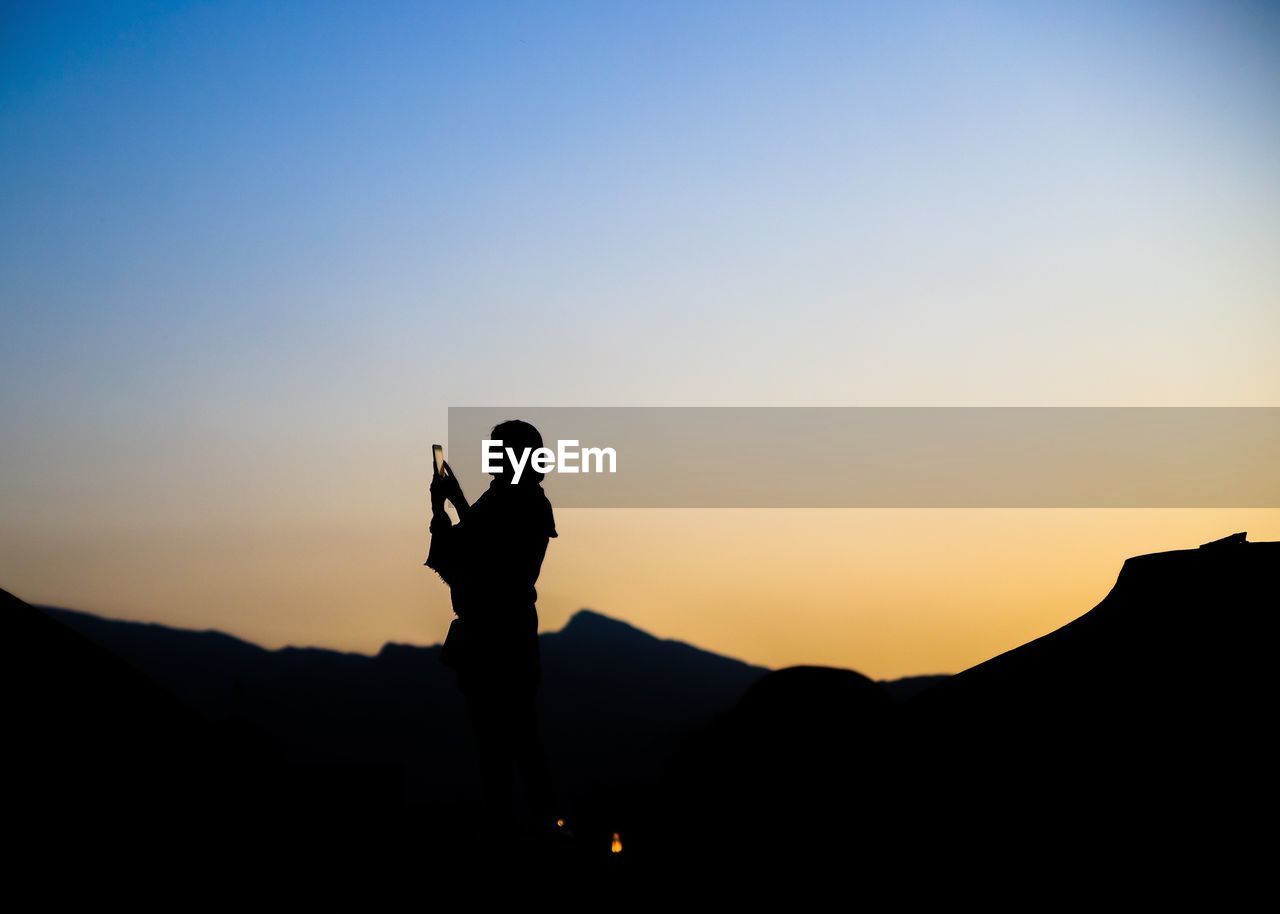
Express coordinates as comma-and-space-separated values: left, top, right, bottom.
3, 585, 203, 802
896, 532, 1274, 890
10, 594, 789, 877
15, 594, 945, 869
8, 532, 1268, 891
649, 533, 1274, 893
34, 603, 779, 811
1, 586, 291, 884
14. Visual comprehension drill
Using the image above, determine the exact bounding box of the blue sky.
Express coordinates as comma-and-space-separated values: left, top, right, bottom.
4, 1, 1278, 414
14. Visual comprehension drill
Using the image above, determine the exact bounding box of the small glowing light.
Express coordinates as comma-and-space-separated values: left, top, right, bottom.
611, 832, 623, 854
556, 818, 565, 829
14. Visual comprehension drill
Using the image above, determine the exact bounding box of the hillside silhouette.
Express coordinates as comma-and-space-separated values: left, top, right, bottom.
5, 532, 1271, 890
34, 605, 779, 806
649, 532, 1273, 893
1, 587, 290, 883
7, 593, 946, 877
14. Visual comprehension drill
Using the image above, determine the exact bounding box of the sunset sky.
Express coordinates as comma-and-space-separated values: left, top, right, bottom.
3, 1, 1278, 677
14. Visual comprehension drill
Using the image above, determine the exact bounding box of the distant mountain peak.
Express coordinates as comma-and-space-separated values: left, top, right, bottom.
557, 609, 655, 641
376, 641, 435, 660
1200, 531, 1248, 548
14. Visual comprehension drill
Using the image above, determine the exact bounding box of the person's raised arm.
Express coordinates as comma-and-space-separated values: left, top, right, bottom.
439, 461, 470, 521
425, 465, 470, 582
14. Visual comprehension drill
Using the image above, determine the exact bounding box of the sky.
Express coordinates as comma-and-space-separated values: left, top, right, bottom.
2, 1, 1278, 677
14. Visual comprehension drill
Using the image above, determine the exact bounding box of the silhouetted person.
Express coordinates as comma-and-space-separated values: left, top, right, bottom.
425, 419, 558, 836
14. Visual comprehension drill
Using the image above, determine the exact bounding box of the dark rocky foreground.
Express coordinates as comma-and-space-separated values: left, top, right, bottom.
4, 533, 1271, 897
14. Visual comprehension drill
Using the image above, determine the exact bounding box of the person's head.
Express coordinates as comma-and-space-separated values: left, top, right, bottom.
489, 419, 546, 485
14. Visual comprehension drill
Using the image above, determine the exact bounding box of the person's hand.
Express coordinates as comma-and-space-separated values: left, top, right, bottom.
433, 462, 467, 514
429, 470, 448, 516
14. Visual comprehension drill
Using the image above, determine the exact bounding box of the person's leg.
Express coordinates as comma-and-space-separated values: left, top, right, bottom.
461, 681, 516, 831
512, 685, 556, 826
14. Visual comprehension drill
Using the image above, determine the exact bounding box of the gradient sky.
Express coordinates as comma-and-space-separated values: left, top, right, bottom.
2, 1, 1278, 677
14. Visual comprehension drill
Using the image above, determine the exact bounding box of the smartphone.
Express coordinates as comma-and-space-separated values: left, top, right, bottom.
432, 444, 446, 478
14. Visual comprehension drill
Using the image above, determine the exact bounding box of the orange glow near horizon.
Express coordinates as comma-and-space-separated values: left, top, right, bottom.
3, 508, 1277, 680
